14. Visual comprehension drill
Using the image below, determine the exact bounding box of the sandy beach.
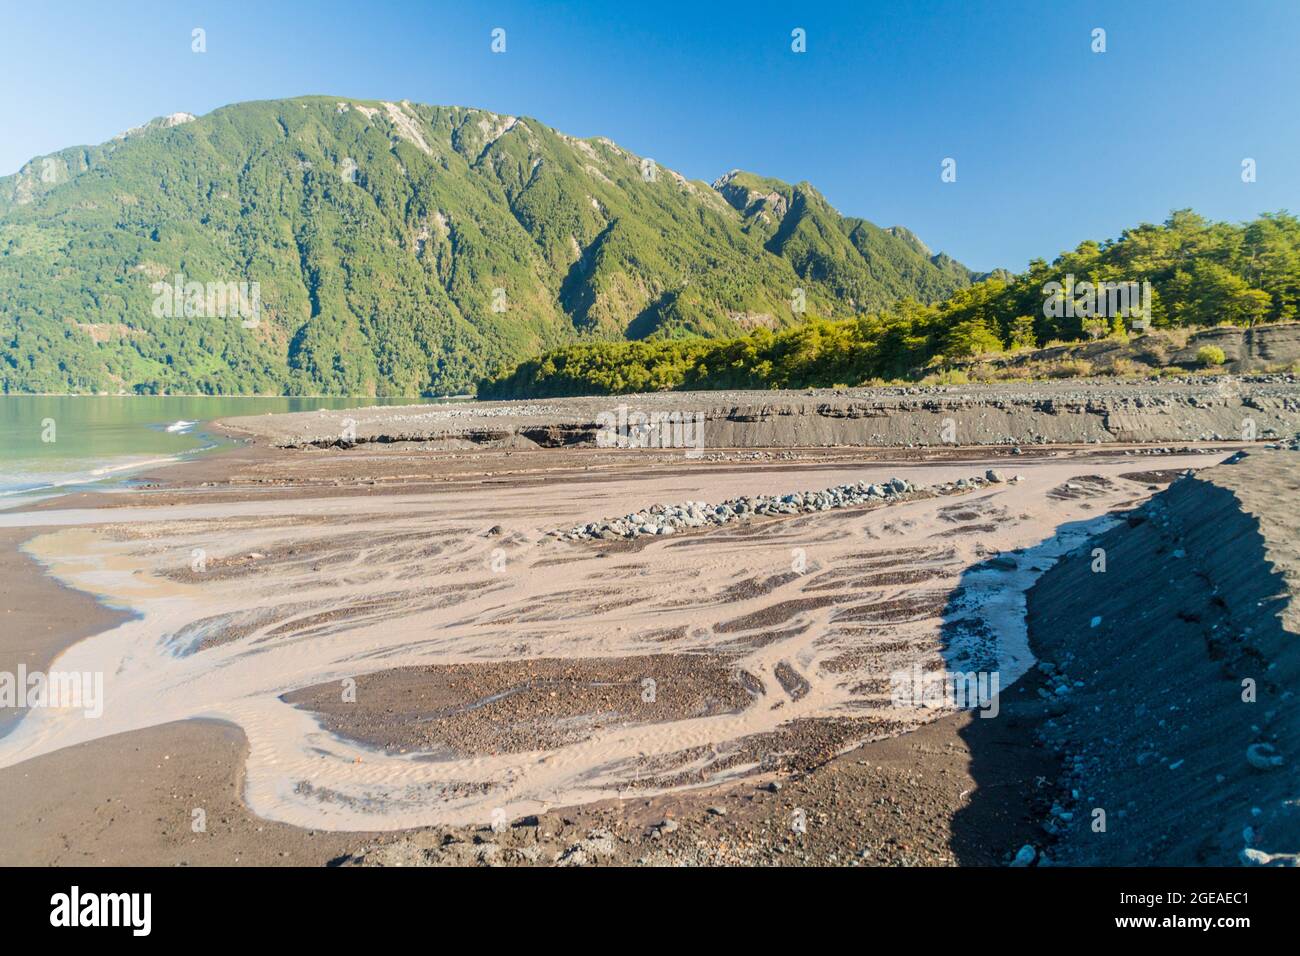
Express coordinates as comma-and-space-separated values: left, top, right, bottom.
0, 385, 1294, 865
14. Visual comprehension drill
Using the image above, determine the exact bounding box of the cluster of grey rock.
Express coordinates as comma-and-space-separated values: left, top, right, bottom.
1122, 445, 1208, 456
699, 450, 802, 462
549, 470, 1019, 542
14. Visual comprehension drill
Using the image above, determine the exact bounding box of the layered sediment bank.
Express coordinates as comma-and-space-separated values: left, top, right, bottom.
220, 380, 1300, 451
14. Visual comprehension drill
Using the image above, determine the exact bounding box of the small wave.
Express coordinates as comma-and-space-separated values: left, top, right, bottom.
165, 420, 198, 433
0, 453, 190, 503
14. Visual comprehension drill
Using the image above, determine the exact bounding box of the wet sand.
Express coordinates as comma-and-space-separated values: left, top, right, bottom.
0, 718, 376, 865
0, 425, 1254, 864
0, 527, 130, 739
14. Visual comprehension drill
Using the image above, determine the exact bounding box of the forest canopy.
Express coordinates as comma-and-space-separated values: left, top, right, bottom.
478, 210, 1300, 398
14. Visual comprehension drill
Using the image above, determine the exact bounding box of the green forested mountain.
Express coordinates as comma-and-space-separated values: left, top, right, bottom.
479, 209, 1300, 398
713, 171, 985, 307
0, 96, 973, 395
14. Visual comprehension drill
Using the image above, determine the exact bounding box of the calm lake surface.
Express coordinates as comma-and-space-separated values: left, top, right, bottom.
0, 395, 432, 501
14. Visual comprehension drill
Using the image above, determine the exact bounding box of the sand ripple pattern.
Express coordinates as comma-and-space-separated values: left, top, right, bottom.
0, 455, 1204, 829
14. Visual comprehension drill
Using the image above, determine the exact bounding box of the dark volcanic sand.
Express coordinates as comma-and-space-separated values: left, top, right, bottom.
0, 394, 1287, 865
0, 719, 378, 866
284, 655, 755, 758
339, 674, 1059, 867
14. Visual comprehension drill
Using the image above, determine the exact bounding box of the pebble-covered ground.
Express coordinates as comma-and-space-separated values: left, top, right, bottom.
549, 471, 1021, 541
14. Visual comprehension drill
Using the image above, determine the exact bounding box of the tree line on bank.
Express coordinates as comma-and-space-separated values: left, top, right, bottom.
478, 210, 1300, 398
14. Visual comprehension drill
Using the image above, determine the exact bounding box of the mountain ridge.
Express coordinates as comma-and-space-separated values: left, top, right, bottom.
0, 95, 974, 395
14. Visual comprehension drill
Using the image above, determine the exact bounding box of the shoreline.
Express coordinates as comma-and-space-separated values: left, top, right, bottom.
0, 432, 390, 864
0, 430, 251, 737
0, 476, 1059, 865
0, 389, 1291, 864
0, 527, 132, 740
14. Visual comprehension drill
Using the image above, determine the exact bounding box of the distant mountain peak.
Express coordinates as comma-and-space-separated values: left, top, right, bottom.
885, 225, 931, 258
712, 169, 792, 221
0, 95, 974, 395
114, 112, 197, 142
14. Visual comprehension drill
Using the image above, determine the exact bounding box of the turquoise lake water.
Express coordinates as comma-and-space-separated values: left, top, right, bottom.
0, 395, 428, 502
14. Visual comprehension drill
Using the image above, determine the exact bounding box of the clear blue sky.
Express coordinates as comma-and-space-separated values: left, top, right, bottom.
1, 0, 1296, 272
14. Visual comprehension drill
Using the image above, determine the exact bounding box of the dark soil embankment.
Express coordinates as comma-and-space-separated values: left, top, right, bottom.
1014, 450, 1300, 865
221, 379, 1300, 450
